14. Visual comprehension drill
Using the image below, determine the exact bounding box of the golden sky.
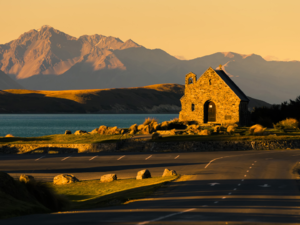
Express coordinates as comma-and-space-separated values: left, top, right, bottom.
1, 0, 300, 61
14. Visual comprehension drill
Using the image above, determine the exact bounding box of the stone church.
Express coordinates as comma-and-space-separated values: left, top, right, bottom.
179, 67, 249, 126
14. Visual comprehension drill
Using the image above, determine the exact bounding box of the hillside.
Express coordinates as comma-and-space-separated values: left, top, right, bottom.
1, 25, 299, 103
0, 84, 269, 113
0, 70, 23, 90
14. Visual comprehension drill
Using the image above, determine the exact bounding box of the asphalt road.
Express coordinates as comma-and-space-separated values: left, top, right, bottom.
2, 149, 300, 224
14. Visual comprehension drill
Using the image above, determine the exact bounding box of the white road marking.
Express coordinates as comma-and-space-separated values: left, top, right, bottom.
209, 183, 220, 186
145, 155, 152, 160
137, 208, 195, 225
228, 193, 232, 195
233, 188, 237, 190
89, 156, 98, 161
241, 179, 244, 181
117, 155, 125, 160
175, 155, 180, 159
35, 156, 45, 161
214, 201, 218, 204
205, 156, 223, 169
61, 156, 71, 161
259, 184, 271, 188
238, 184, 241, 186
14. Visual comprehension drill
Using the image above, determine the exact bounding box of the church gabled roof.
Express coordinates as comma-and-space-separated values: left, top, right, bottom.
213, 68, 249, 102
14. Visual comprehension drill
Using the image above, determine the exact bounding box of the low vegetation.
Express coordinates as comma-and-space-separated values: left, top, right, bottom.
0, 171, 178, 219
50, 176, 177, 209
0, 134, 123, 145
251, 95, 300, 127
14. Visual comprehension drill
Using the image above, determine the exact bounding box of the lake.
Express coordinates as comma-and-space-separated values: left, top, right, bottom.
0, 114, 178, 137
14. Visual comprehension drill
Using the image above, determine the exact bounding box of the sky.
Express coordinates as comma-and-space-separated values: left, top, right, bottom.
1, 0, 300, 61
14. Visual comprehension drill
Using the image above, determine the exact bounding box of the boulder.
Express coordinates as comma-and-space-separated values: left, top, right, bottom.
199, 129, 211, 135
169, 129, 176, 135
53, 174, 79, 185
160, 121, 169, 130
136, 169, 151, 180
5, 134, 14, 137
249, 124, 267, 135
137, 124, 144, 131
142, 125, 151, 134
100, 174, 117, 183
64, 130, 72, 135
129, 124, 138, 133
107, 126, 121, 135
151, 132, 161, 140
90, 128, 99, 134
214, 125, 221, 133
98, 125, 108, 135
74, 130, 88, 135
153, 123, 161, 130
19, 174, 35, 183
162, 168, 177, 177
227, 124, 238, 134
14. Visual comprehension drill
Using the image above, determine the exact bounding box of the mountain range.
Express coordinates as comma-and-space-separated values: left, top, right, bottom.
1, 25, 299, 104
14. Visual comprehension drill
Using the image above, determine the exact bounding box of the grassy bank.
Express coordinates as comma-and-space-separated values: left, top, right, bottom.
0, 134, 125, 145
50, 176, 178, 209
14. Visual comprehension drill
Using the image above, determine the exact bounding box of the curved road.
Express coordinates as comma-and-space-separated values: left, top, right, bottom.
2, 149, 300, 224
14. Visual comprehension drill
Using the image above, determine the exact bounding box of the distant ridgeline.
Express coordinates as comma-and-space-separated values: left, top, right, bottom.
0, 83, 270, 114
0, 25, 300, 104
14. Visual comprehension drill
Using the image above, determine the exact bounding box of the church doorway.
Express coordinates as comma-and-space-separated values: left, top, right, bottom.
204, 101, 216, 123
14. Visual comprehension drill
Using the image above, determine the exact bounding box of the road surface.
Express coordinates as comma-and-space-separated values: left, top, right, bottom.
2, 149, 300, 224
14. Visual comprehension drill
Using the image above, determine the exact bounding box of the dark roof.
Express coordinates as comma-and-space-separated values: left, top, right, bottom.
213, 69, 249, 102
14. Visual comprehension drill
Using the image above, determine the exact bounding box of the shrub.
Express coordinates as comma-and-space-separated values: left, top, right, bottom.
274, 118, 299, 130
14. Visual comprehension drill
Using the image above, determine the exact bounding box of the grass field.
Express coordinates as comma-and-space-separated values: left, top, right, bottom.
0, 134, 125, 145
49, 176, 178, 209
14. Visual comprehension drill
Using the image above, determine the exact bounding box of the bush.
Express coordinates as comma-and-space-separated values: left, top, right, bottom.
274, 118, 299, 130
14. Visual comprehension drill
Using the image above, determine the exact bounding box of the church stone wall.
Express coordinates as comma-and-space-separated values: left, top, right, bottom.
179, 67, 247, 125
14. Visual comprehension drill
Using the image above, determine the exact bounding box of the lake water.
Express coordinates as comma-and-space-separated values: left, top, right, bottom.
0, 114, 178, 137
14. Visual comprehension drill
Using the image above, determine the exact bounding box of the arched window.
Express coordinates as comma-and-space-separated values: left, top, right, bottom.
188, 77, 193, 84
191, 104, 195, 111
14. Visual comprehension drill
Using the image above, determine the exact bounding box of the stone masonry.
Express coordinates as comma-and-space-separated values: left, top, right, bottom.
179, 67, 249, 126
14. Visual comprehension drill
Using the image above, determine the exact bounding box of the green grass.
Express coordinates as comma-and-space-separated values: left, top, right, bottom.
49, 176, 178, 209
0, 134, 125, 145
